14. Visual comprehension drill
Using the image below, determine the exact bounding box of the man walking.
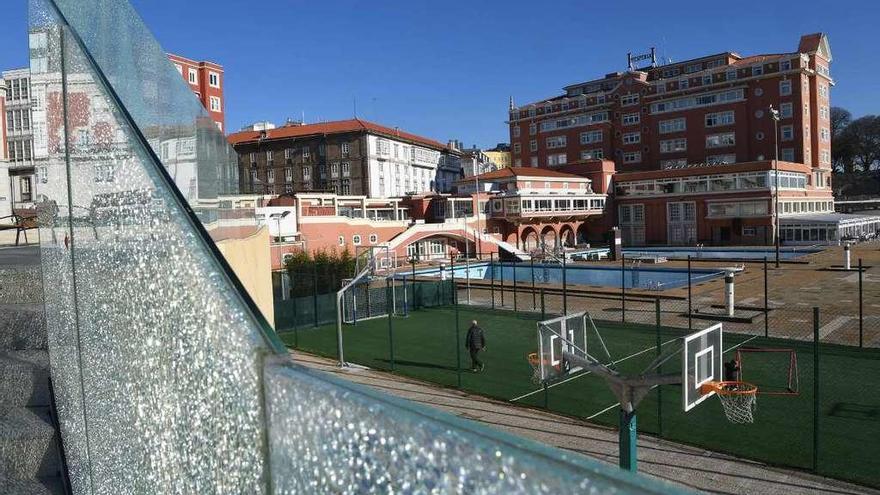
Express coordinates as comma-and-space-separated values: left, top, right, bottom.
465, 320, 486, 372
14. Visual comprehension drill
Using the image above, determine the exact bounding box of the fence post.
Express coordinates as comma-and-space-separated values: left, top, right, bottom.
540, 288, 546, 320
764, 256, 769, 338
491, 252, 496, 309
500, 258, 505, 308
293, 296, 299, 348
411, 259, 417, 310
621, 254, 626, 324
859, 258, 864, 348
531, 258, 537, 310
687, 255, 692, 331
313, 264, 319, 328
455, 272, 462, 388
655, 297, 662, 438
562, 255, 568, 316
387, 278, 395, 371
513, 260, 518, 313
813, 306, 820, 473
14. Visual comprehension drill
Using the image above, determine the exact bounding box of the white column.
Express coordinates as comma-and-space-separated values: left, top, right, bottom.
725, 271, 735, 317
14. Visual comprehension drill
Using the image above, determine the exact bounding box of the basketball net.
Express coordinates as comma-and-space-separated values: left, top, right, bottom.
702, 381, 758, 424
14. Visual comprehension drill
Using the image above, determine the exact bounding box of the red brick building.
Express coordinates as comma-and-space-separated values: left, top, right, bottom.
508, 33, 836, 246
168, 53, 225, 132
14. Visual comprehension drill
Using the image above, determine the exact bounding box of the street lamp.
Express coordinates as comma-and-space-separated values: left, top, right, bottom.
269, 211, 290, 243
769, 105, 781, 268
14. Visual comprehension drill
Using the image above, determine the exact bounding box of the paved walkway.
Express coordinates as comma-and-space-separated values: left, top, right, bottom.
293, 352, 879, 495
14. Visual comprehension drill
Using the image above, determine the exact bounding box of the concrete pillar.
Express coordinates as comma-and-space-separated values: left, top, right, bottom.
844, 242, 851, 270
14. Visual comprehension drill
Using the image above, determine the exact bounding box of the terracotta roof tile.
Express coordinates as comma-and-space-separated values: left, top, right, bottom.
227, 118, 449, 150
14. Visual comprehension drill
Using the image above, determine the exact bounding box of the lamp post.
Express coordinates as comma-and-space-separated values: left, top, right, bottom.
269, 211, 290, 243
474, 172, 483, 257
769, 105, 781, 268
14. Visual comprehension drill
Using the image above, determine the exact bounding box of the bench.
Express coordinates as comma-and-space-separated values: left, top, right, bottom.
0, 210, 38, 246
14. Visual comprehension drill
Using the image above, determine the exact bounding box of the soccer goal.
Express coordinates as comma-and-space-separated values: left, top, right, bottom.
341, 246, 407, 324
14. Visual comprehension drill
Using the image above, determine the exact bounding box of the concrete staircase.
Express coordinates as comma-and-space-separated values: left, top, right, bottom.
0, 248, 66, 495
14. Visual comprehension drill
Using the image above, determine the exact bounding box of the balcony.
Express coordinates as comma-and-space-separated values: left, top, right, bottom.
490, 194, 607, 220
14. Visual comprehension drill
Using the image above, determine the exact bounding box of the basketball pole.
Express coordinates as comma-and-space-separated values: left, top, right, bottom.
619, 408, 637, 472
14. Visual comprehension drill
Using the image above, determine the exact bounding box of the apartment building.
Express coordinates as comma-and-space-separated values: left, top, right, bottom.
508, 33, 836, 246
228, 119, 462, 198
3, 67, 43, 210
0, 79, 9, 217
168, 53, 225, 132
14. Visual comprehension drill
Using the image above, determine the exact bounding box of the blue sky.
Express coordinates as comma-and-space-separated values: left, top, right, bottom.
2, 0, 878, 148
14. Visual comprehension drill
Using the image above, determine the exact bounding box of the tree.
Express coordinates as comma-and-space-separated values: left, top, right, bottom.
830, 107, 852, 139
840, 116, 880, 172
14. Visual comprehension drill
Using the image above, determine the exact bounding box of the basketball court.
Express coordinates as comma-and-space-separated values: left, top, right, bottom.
279, 298, 880, 488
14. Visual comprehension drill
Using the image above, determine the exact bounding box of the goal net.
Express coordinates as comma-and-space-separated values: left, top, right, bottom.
341, 276, 407, 324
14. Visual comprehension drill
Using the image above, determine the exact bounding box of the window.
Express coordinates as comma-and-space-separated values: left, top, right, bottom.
679, 79, 689, 89
622, 132, 640, 145
622, 151, 642, 164
819, 84, 829, 98
513, 125, 521, 138
547, 153, 567, 166
820, 105, 829, 120
513, 143, 521, 154
779, 80, 792, 96
529, 123, 537, 135
341, 162, 351, 177
188, 68, 197, 84
705, 111, 734, 127
707, 201, 768, 218
781, 148, 795, 161
546, 136, 567, 149
530, 156, 538, 167
650, 88, 744, 114
707, 59, 724, 69
267, 169, 275, 183
209, 96, 221, 112
706, 132, 735, 148
702, 75, 712, 85
685, 63, 702, 74
285, 167, 293, 182
660, 138, 687, 153
781, 125, 794, 141
820, 127, 830, 142
369, 234, 378, 244
330, 163, 339, 177
529, 140, 537, 152
781, 59, 792, 71
265, 150, 274, 163
659, 117, 686, 134
726, 69, 737, 80
249, 152, 257, 163
752, 65, 763, 76
338, 236, 345, 246
620, 94, 639, 106
580, 149, 604, 160
514, 158, 522, 166
655, 82, 666, 94
780, 102, 793, 119
302, 146, 310, 159
208, 71, 220, 88
341, 142, 350, 157
820, 150, 831, 165
352, 235, 361, 245
580, 130, 603, 144
622, 113, 640, 126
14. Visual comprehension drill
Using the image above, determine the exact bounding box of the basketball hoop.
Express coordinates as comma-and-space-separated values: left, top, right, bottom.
700, 381, 758, 424
527, 352, 553, 385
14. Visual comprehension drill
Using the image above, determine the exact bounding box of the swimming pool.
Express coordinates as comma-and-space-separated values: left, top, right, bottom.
415, 262, 723, 290
621, 247, 821, 260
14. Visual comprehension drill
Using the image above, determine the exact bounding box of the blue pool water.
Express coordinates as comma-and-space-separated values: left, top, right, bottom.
415, 263, 723, 290
621, 247, 821, 260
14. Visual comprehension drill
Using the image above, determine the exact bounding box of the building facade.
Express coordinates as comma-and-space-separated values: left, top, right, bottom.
508, 33, 833, 179
168, 53, 225, 132
228, 119, 462, 198
0, 78, 9, 217
483, 144, 511, 169
3, 67, 44, 210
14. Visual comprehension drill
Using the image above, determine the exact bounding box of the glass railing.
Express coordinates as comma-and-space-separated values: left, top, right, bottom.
30, 0, 687, 493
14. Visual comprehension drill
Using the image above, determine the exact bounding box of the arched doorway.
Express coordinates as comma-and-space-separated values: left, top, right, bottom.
560, 225, 576, 247
521, 227, 539, 251
540, 226, 558, 251
576, 223, 590, 245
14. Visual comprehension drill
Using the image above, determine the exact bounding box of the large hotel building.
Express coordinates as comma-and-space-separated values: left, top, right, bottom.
507, 33, 839, 246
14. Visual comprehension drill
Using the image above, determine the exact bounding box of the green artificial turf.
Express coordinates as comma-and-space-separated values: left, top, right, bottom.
277, 305, 880, 489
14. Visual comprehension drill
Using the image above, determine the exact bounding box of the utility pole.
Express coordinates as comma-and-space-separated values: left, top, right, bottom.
769, 105, 781, 268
